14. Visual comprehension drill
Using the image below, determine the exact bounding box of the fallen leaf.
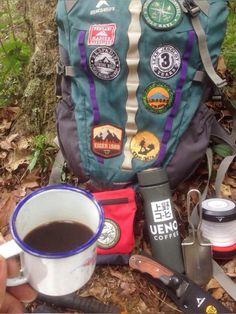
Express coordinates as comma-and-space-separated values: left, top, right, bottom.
0, 193, 17, 229
0, 140, 12, 151
17, 136, 32, 150
231, 188, 236, 200
0, 120, 12, 133
120, 282, 136, 295
212, 288, 225, 300
217, 56, 227, 78
136, 299, 148, 313
206, 278, 221, 290
0, 106, 19, 121
0, 151, 7, 159
5, 150, 29, 171
224, 175, 236, 188
230, 162, 236, 170
223, 259, 236, 277
110, 269, 124, 280
0, 134, 19, 151
220, 184, 232, 197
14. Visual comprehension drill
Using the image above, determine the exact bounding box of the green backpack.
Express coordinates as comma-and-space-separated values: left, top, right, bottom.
55, 0, 232, 190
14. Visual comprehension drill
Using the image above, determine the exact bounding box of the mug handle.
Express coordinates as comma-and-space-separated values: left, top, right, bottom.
0, 240, 28, 286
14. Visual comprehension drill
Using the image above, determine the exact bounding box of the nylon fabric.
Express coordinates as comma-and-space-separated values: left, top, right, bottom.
55, 0, 229, 189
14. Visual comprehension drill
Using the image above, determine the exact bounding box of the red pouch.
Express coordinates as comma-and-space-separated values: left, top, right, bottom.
93, 188, 137, 265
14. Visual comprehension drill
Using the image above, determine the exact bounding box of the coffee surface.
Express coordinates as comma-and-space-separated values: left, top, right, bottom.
23, 220, 94, 252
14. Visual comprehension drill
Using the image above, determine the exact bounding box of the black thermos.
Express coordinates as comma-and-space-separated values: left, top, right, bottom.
138, 167, 184, 273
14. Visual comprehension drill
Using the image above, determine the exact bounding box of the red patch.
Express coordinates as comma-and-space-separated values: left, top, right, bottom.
88, 24, 116, 46
91, 124, 123, 158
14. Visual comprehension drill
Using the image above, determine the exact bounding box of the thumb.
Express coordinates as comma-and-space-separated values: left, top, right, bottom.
0, 256, 7, 308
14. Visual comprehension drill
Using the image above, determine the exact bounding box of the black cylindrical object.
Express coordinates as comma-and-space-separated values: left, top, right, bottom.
138, 167, 184, 273
37, 293, 120, 313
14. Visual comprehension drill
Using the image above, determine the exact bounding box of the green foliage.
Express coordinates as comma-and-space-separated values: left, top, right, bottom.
0, 0, 30, 107
212, 143, 233, 158
222, 1, 236, 78
27, 135, 55, 173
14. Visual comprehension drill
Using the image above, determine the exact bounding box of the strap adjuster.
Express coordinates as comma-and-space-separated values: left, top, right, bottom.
56, 62, 75, 77
183, 0, 200, 17
56, 62, 65, 75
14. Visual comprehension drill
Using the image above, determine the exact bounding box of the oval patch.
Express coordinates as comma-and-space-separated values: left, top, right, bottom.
89, 47, 120, 80
142, 0, 183, 30
130, 131, 160, 161
150, 45, 181, 79
142, 82, 174, 113
97, 218, 120, 249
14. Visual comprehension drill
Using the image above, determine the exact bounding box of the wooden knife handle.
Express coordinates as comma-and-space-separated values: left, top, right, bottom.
129, 255, 174, 279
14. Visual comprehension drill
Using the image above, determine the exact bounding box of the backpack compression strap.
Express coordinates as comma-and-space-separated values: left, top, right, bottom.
183, 0, 227, 88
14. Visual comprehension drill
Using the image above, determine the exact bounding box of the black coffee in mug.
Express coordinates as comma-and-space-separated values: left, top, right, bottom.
23, 221, 94, 252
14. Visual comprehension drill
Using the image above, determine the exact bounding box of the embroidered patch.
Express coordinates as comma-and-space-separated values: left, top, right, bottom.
130, 131, 160, 161
142, 82, 174, 113
150, 45, 181, 79
88, 24, 116, 46
97, 218, 120, 249
205, 305, 217, 314
90, 0, 115, 16
89, 47, 120, 80
142, 0, 183, 30
92, 124, 123, 158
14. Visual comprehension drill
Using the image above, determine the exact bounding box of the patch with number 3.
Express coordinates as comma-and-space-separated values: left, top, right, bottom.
150, 45, 181, 79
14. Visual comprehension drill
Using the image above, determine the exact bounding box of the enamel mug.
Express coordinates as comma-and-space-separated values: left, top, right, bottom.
0, 184, 104, 296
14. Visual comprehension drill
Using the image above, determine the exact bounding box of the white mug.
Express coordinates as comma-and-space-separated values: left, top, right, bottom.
0, 184, 104, 296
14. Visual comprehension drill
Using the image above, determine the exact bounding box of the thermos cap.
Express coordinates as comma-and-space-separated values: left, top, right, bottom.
137, 167, 168, 186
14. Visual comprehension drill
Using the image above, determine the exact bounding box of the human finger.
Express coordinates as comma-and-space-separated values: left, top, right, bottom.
7, 283, 37, 304
0, 292, 24, 313
6, 256, 37, 302
1, 236, 37, 303
0, 256, 7, 309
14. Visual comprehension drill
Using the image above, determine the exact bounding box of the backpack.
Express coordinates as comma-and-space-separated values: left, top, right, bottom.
55, 0, 232, 190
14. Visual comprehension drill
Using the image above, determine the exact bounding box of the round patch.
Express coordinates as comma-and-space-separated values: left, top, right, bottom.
89, 47, 120, 80
205, 305, 218, 314
130, 131, 160, 161
142, 82, 174, 113
150, 45, 181, 79
142, 0, 183, 30
97, 218, 120, 249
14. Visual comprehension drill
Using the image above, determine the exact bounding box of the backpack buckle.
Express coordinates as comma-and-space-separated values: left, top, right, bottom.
183, 0, 200, 17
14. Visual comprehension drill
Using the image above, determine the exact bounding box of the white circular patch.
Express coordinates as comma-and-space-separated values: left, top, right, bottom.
97, 218, 120, 249
150, 45, 181, 79
89, 47, 120, 80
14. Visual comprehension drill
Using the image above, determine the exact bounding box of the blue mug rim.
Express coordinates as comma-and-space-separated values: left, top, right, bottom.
10, 184, 104, 258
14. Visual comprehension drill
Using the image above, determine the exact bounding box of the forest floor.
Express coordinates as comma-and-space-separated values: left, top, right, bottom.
0, 80, 236, 313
